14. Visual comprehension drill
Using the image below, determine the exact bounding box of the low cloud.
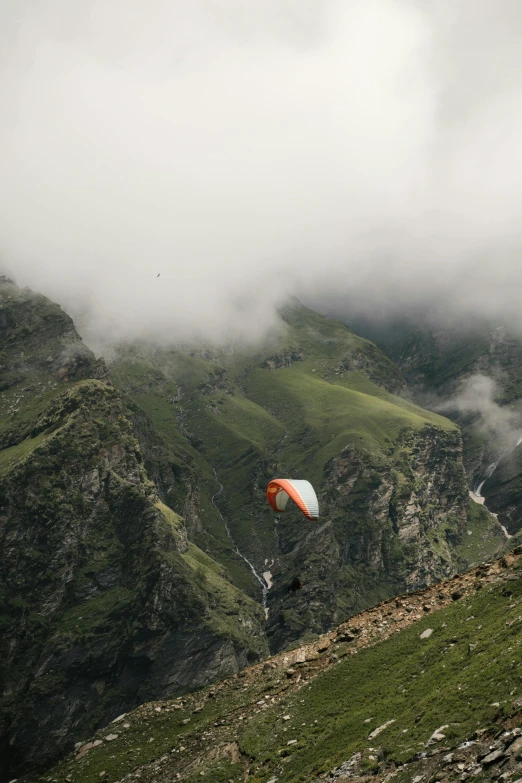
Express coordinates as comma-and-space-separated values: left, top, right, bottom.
2, 1, 522, 349
437, 374, 522, 457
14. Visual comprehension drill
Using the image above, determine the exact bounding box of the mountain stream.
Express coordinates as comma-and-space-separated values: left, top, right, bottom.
468, 443, 522, 540
211, 471, 272, 618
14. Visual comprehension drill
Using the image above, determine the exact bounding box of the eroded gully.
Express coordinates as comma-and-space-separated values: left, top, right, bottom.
211, 470, 272, 618
468, 438, 522, 539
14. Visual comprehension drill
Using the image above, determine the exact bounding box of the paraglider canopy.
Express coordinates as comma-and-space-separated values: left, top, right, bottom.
266, 479, 319, 521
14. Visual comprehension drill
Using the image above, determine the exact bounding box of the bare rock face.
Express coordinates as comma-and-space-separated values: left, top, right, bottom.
266, 426, 468, 652
333, 343, 406, 394
262, 351, 305, 370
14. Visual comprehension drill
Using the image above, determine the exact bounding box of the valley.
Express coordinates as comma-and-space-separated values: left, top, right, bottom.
0, 277, 519, 781
109, 301, 503, 653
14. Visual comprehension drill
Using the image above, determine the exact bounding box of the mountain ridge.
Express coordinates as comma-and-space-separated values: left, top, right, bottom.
0, 280, 267, 777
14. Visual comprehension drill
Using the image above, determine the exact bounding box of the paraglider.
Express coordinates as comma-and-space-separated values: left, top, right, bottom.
266, 479, 319, 521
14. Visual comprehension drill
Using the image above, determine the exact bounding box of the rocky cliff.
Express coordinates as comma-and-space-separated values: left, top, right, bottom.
0, 279, 267, 778
265, 425, 475, 651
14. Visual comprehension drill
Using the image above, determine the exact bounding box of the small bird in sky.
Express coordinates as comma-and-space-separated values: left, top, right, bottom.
157, 273, 160, 277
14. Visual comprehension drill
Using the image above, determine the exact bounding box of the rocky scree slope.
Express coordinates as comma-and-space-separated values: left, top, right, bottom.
110, 303, 504, 652
34, 546, 522, 783
0, 279, 267, 779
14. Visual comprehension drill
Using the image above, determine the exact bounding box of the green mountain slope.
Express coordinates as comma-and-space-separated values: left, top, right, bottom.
0, 279, 267, 778
35, 547, 522, 783
110, 302, 502, 652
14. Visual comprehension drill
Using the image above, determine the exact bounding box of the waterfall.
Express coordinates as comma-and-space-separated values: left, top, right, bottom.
211, 470, 272, 618
469, 477, 511, 539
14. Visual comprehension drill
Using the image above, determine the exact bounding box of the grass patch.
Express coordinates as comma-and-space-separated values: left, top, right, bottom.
0, 430, 48, 474
57, 587, 134, 637
179, 542, 267, 648
157, 500, 184, 534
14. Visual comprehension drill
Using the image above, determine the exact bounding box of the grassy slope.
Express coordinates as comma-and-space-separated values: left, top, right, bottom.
158, 500, 267, 649
244, 364, 455, 481
37, 550, 522, 783
0, 430, 48, 475
241, 583, 521, 781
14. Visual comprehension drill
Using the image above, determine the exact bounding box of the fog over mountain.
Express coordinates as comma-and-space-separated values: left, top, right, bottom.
2, 0, 522, 348
437, 374, 522, 453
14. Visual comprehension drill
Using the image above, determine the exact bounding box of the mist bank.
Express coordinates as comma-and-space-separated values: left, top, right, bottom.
436, 374, 522, 453
2, 0, 522, 346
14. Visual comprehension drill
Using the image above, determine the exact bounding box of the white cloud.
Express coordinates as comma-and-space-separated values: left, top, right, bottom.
2, 1, 522, 348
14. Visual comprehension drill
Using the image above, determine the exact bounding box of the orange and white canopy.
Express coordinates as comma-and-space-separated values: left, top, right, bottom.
266, 479, 319, 521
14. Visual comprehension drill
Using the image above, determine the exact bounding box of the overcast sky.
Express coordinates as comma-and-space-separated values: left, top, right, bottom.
2, 1, 522, 348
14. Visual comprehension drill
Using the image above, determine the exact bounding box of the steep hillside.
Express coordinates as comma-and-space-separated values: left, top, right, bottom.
34, 546, 522, 783
0, 279, 267, 778
110, 303, 503, 652
349, 313, 522, 529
